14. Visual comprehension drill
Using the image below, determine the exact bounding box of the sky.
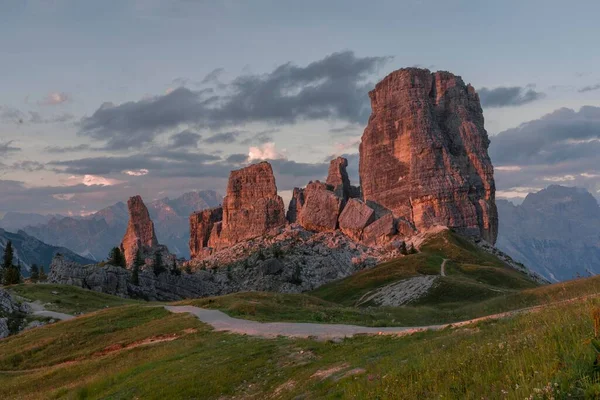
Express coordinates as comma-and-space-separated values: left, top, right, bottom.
0, 0, 599, 215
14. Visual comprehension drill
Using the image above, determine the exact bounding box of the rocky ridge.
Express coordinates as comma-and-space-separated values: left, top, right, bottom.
50, 227, 383, 301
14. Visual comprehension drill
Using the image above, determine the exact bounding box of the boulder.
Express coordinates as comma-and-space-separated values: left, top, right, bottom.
338, 199, 376, 241
362, 213, 397, 246
298, 181, 343, 232
359, 68, 498, 244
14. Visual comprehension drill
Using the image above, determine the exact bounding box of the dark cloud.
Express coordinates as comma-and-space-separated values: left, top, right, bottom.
77, 51, 390, 149
478, 86, 545, 108
0, 140, 21, 155
11, 161, 44, 172
169, 130, 202, 148
204, 131, 241, 144
226, 153, 248, 164
49, 150, 221, 176
240, 129, 278, 145
77, 88, 212, 150
579, 83, 600, 93
490, 106, 600, 197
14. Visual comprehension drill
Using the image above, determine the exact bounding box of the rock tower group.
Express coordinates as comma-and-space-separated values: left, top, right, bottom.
188, 67, 498, 260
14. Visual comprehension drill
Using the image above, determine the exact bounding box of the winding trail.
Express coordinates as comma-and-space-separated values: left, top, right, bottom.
440, 259, 448, 277
165, 292, 600, 340
163, 305, 517, 340
26, 302, 74, 321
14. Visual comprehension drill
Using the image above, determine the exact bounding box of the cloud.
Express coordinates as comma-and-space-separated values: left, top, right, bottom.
65, 175, 124, 187
226, 153, 248, 164
0, 140, 21, 155
490, 106, 600, 198
40, 92, 70, 106
329, 123, 362, 135
169, 130, 202, 148
122, 169, 149, 176
240, 129, 278, 145
77, 51, 391, 149
579, 83, 600, 93
478, 86, 544, 108
0, 106, 74, 125
11, 161, 44, 172
248, 142, 286, 161
204, 131, 241, 144
45, 144, 91, 154
201, 68, 225, 85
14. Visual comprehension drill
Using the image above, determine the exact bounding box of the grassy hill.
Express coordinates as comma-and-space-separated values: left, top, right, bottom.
185, 230, 550, 326
2, 230, 600, 398
2, 282, 600, 398
8, 284, 140, 314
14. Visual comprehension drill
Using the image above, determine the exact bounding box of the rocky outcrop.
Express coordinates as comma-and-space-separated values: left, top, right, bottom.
326, 157, 352, 200
189, 207, 223, 259
338, 199, 376, 242
0, 287, 30, 339
298, 181, 343, 232
359, 68, 498, 244
50, 228, 383, 300
362, 213, 397, 246
198, 162, 286, 254
286, 188, 305, 223
120, 196, 171, 267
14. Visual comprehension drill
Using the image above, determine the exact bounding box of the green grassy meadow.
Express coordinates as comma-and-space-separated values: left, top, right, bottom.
8, 284, 140, 314
2, 230, 600, 398
2, 290, 600, 399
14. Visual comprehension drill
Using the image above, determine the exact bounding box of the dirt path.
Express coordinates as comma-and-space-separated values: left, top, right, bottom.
441, 259, 448, 277
165, 293, 600, 340
27, 301, 74, 321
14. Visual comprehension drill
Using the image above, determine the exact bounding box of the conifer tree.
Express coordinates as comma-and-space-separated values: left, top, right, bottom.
109, 247, 126, 268
170, 259, 181, 276
39, 265, 47, 282
2, 240, 14, 270
30, 264, 39, 282
152, 252, 164, 276
131, 249, 144, 285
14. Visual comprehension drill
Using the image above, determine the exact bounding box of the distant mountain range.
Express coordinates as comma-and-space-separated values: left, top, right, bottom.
1, 191, 221, 261
0, 228, 94, 274
496, 185, 600, 282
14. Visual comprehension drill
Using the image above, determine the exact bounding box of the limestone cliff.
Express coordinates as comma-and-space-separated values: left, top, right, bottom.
202, 162, 286, 253
359, 68, 498, 243
120, 195, 167, 266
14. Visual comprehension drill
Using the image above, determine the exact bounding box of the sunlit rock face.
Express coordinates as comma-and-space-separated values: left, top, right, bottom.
207, 162, 286, 252
359, 68, 498, 244
120, 195, 160, 266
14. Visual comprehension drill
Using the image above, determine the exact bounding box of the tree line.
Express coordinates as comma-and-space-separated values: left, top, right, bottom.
0, 241, 47, 285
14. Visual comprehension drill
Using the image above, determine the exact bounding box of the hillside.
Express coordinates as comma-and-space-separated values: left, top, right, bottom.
0, 229, 94, 274
2, 275, 600, 398
497, 185, 600, 282
185, 230, 548, 327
